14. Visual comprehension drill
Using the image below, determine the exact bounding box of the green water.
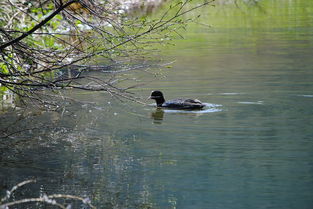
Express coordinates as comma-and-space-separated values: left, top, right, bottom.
1, 0, 313, 208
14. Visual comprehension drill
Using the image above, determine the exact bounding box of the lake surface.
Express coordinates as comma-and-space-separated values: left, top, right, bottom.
1, 0, 313, 208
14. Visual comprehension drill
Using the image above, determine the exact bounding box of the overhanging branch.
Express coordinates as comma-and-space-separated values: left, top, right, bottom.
0, 0, 79, 51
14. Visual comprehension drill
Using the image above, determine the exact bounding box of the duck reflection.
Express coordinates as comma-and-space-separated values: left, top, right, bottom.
150, 108, 164, 124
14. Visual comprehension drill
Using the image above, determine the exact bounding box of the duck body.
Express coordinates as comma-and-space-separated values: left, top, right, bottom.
162, 98, 205, 109
149, 90, 205, 110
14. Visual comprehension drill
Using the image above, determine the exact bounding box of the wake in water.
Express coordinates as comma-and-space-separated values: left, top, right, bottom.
148, 103, 222, 114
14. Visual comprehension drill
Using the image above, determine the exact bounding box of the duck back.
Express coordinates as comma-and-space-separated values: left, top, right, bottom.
162, 98, 205, 110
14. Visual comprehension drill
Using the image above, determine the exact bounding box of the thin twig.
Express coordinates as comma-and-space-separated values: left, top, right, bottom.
0, 179, 36, 203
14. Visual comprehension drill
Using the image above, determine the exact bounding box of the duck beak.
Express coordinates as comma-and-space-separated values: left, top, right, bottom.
146, 96, 152, 101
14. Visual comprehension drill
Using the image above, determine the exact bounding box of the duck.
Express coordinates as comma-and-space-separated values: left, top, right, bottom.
148, 90, 205, 110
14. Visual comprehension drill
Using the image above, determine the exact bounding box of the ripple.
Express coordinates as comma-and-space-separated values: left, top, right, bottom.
163, 108, 222, 114
219, 92, 245, 95
297, 94, 313, 98
237, 101, 264, 105
147, 103, 222, 113
163, 103, 222, 114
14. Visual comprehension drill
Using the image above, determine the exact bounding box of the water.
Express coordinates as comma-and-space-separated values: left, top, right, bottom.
1, 0, 313, 208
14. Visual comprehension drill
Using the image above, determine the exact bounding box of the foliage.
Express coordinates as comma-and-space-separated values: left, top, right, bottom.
0, 0, 214, 108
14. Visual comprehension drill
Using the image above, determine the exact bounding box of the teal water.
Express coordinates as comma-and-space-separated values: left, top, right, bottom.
1, 0, 313, 208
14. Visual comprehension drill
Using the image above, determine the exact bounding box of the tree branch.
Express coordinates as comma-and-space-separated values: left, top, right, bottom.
0, 0, 79, 51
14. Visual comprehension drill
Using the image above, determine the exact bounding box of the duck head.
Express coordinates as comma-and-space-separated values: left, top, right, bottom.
149, 90, 165, 107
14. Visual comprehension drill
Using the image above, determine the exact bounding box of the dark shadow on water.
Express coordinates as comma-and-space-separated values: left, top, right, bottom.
151, 108, 165, 124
